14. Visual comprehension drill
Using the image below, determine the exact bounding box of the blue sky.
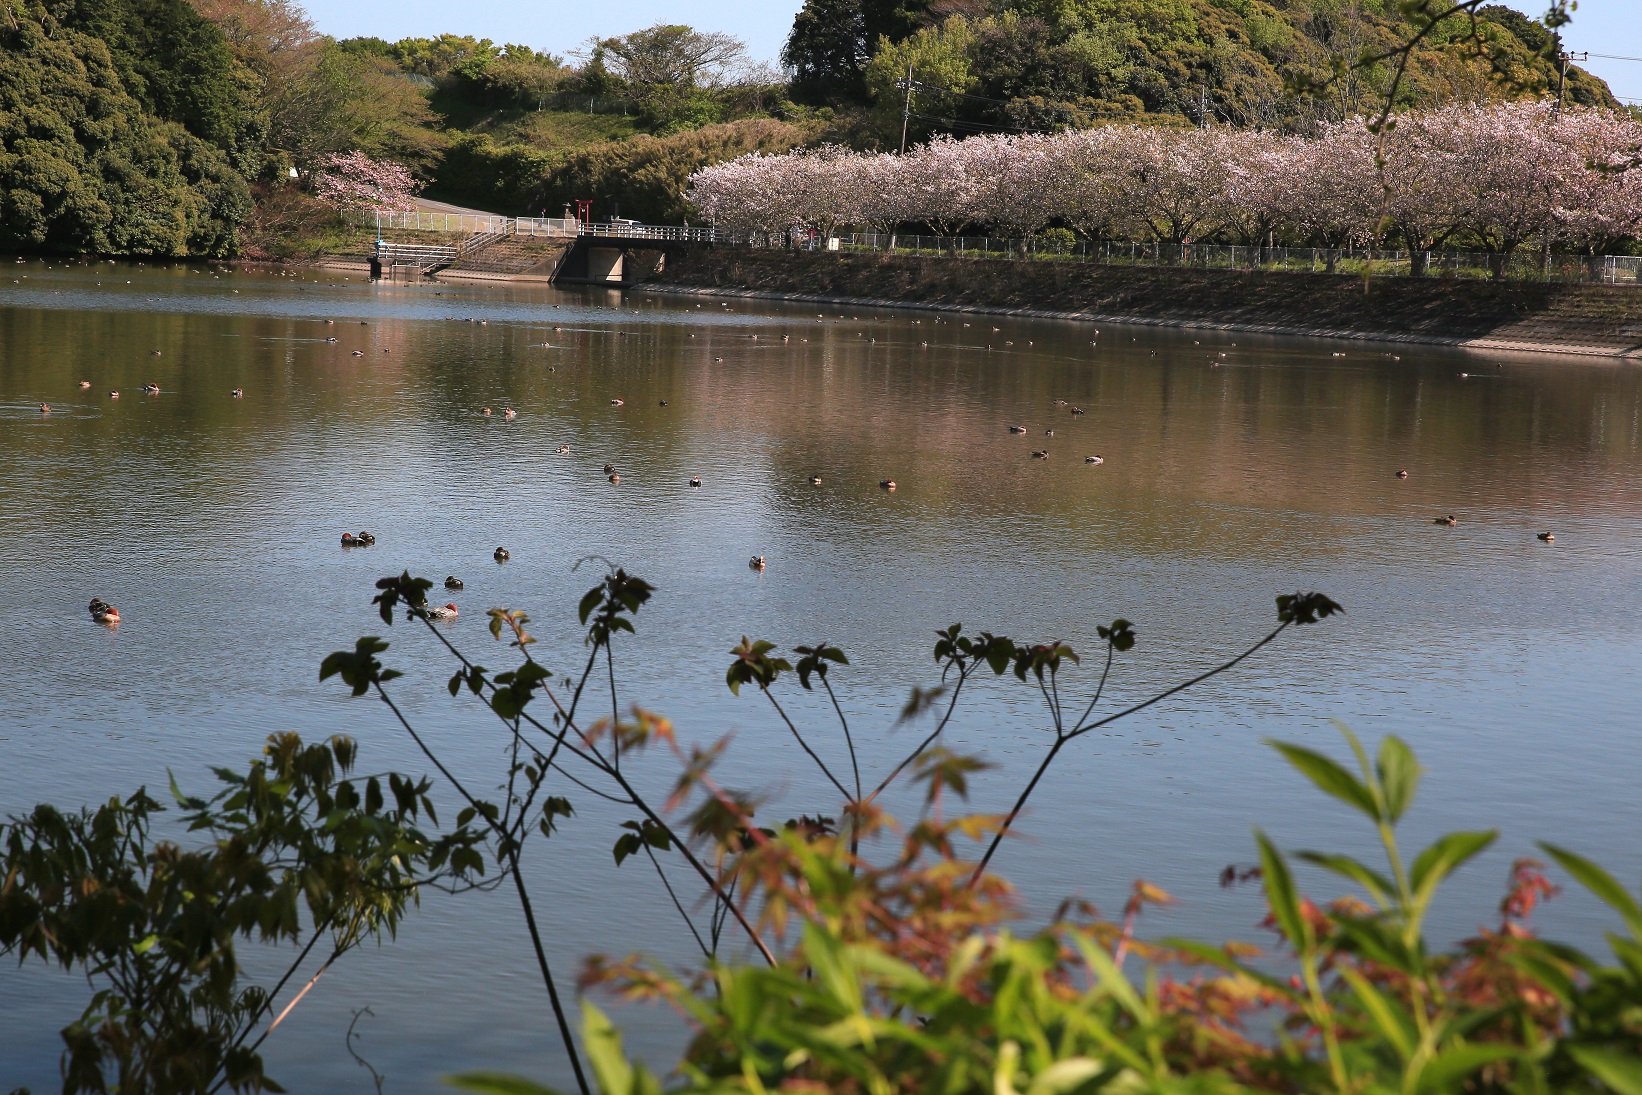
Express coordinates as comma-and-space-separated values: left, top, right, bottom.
299, 0, 1641, 105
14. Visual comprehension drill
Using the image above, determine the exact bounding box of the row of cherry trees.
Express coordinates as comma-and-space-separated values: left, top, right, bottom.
687, 102, 1642, 265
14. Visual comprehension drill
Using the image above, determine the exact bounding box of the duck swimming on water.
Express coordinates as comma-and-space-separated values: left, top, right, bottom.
749, 556, 766, 571
1434, 515, 1458, 526
494, 547, 511, 561
424, 603, 459, 620
445, 576, 464, 589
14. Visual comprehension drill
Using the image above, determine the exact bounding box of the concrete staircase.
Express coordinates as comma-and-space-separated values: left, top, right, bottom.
444, 236, 572, 277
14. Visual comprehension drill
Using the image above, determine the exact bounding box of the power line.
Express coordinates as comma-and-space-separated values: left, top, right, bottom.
1586, 52, 1642, 63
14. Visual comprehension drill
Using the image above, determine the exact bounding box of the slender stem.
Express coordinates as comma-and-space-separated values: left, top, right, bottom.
370, 681, 590, 1094
820, 676, 862, 802
969, 735, 1066, 886
507, 857, 592, 1095
1066, 624, 1289, 741
644, 844, 711, 961
869, 668, 969, 801
1071, 643, 1117, 729
266, 952, 337, 1032
763, 690, 852, 800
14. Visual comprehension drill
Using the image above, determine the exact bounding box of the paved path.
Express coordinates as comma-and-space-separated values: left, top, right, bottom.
414, 197, 500, 218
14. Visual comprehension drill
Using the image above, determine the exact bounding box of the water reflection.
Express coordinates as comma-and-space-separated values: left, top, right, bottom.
1, 258, 1639, 1092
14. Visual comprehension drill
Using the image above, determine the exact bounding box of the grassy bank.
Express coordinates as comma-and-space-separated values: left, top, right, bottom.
644, 247, 1642, 358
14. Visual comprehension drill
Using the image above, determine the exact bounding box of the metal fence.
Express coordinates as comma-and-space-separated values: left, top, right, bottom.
366, 211, 579, 237
828, 232, 1642, 286
357, 210, 1642, 287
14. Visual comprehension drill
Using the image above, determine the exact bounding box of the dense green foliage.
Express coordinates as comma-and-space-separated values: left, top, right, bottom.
0, 732, 488, 1092
816, 0, 1622, 142
431, 119, 811, 220
0, 8, 250, 256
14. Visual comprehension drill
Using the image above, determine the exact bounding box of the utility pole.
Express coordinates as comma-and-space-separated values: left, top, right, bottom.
1197, 86, 1208, 128
899, 61, 914, 154
1554, 50, 1587, 119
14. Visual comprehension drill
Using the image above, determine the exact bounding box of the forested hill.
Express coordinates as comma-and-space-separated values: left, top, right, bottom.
0, 0, 1626, 258
785, 0, 1618, 137
0, 0, 255, 256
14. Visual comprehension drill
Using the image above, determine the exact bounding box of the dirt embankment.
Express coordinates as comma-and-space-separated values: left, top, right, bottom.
642, 247, 1642, 358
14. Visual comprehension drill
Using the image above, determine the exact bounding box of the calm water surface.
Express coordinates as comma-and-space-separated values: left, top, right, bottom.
2, 258, 1639, 1092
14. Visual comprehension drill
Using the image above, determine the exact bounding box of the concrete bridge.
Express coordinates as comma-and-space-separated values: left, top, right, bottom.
369, 212, 719, 284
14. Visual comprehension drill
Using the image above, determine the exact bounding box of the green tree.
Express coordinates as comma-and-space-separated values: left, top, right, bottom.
0, 732, 489, 1093
0, 10, 250, 255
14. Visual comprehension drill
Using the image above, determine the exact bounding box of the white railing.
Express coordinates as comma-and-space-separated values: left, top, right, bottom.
366, 211, 579, 237
359, 210, 1642, 287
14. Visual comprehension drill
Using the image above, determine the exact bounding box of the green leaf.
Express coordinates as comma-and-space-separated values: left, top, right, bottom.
1256, 830, 1309, 949
1267, 740, 1380, 820
1376, 735, 1420, 823
1568, 1046, 1642, 1095
1541, 844, 1642, 939
132, 933, 160, 954
1335, 965, 1414, 1060
1410, 830, 1497, 909
446, 1072, 568, 1095
581, 1002, 636, 1095
1416, 1043, 1522, 1092
1296, 851, 1395, 908
1025, 1058, 1105, 1095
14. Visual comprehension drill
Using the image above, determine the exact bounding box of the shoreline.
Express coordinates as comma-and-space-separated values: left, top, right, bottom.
637, 282, 1642, 360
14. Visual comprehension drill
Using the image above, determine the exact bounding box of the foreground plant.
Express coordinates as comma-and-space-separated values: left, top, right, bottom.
0, 734, 489, 1093
323, 568, 1338, 1092
452, 727, 1642, 1095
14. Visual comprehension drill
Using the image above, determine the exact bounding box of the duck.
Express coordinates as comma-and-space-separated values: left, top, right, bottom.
231, 388, 244, 398
88, 597, 110, 616
1085, 455, 1104, 465
1537, 532, 1555, 542
557, 444, 570, 454
142, 383, 160, 394
1044, 429, 1054, 436
1070, 407, 1086, 415
808, 474, 822, 485
610, 398, 625, 406
445, 576, 464, 589
423, 602, 459, 620
608, 473, 621, 483
503, 407, 517, 420
749, 555, 767, 571
109, 390, 120, 399
603, 463, 616, 475
1053, 399, 1067, 406
149, 349, 162, 356
659, 400, 669, 407
1031, 450, 1049, 459
90, 601, 120, 625
341, 532, 361, 546
351, 350, 365, 357
356, 531, 376, 545
1008, 425, 1028, 433
40, 403, 50, 414
494, 547, 511, 562
482, 407, 493, 416
880, 479, 897, 491
1434, 515, 1458, 526
1396, 469, 1409, 479
690, 476, 702, 487
78, 380, 91, 389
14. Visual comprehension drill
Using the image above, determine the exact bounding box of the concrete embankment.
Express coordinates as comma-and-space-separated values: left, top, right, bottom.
640, 246, 1642, 359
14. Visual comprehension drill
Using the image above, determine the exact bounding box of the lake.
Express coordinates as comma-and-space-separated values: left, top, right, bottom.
2, 257, 1639, 1092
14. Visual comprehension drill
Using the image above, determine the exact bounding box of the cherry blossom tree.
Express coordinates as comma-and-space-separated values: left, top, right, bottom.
312, 151, 419, 215
683, 104, 1642, 265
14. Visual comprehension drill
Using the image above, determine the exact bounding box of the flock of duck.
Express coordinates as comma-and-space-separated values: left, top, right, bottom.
65, 306, 1560, 628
